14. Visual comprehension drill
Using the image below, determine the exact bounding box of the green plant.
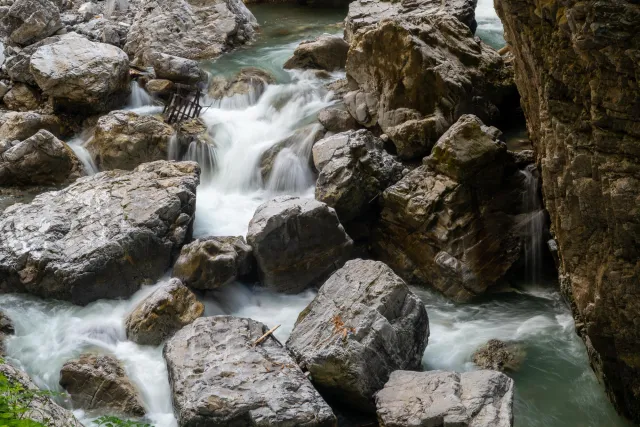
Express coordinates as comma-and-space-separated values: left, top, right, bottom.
0, 366, 49, 427
94, 416, 152, 427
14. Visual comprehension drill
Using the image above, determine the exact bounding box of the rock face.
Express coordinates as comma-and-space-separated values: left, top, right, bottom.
0, 111, 63, 142
314, 130, 404, 222
372, 115, 526, 301
164, 316, 337, 427
472, 339, 524, 372
0, 129, 83, 186
124, 0, 257, 64
173, 236, 255, 290
375, 370, 514, 427
0, 161, 200, 305
495, 0, 640, 421
284, 35, 349, 71
287, 259, 429, 411
30, 36, 130, 113
86, 110, 175, 171
246, 196, 353, 293
59, 354, 145, 417
344, 12, 514, 160
125, 278, 203, 346
0, 0, 63, 46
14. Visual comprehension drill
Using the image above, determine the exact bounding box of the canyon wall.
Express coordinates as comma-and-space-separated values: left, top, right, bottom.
494, 0, 640, 421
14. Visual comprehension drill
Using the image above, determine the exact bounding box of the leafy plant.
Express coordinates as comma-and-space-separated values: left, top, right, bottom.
94, 416, 152, 427
0, 364, 49, 427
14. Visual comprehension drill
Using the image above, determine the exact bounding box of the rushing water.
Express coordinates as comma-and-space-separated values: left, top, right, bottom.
0, 3, 632, 427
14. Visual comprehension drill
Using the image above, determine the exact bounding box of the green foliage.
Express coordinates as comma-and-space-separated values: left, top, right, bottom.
94, 416, 152, 427
0, 365, 49, 427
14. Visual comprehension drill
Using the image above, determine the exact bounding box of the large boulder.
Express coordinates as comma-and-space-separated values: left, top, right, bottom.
124, 0, 257, 64
86, 110, 175, 171
286, 259, 429, 412
314, 130, 404, 222
208, 67, 275, 106
246, 196, 353, 293
164, 316, 337, 427
172, 236, 255, 290
317, 107, 358, 134
125, 278, 204, 346
0, 161, 200, 305
284, 35, 349, 72
149, 52, 208, 85
0, 0, 63, 46
345, 13, 514, 160
495, 0, 640, 420
372, 115, 527, 301
0, 129, 83, 186
2, 83, 40, 111
0, 111, 64, 142
30, 36, 130, 113
375, 370, 514, 427
59, 354, 145, 417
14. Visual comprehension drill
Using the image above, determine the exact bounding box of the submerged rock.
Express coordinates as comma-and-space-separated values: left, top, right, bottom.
472, 339, 525, 372
0, 129, 83, 186
164, 316, 337, 427
0, 310, 14, 355
59, 354, 145, 417
375, 370, 514, 427
246, 196, 353, 293
125, 278, 203, 346
287, 259, 429, 412
0, 161, 199, 305
284, 35, 349, 71
86, 110, 175, 171
1, 0, 63, 46
173, 236, 255, 290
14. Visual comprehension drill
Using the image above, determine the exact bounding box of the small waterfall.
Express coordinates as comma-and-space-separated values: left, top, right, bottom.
167, 134, 180, 161
68, 137, 98, 175
128, 81, 153, 110
520, 164, 545, 283
184, 140, 218, 183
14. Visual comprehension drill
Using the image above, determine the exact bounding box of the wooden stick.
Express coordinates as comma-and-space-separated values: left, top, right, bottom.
253, 324, 281, 347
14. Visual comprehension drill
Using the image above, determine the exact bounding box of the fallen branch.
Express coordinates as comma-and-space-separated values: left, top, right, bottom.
253, 324, 281, 347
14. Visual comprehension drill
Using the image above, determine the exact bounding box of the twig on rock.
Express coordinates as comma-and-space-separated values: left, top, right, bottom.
253, 324, 281, 347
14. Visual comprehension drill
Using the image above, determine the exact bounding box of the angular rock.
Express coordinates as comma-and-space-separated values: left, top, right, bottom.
125, 278, 203, 346
372, 115, 526, 301
173, 236, 254, 290
284, 35, 349, 71
1, 0, 63, 46
0, 129, 83, 186
59, 354, 145, 417
318, 107, 358, 134
0, 310, 14, 355
246, 195, 353, 293
149, 52, 207, 85
164, 316, 337, 427
86, 110, 175, 171
0, 160, 200, 305
0, 111, 63, 142
315, 130, 404, 222
287, 259, 429, 411
30, 36, 130, 113
2, 83, 40, 111
495, 1, 640, 419
472, 339, 525, 372
145, 79, 174, 95
345, 13, 514, 160
375, 370, 514, 427
208, 67, 275, 105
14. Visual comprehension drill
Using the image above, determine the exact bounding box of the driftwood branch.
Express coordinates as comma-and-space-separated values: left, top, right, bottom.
253, 324, 281, 347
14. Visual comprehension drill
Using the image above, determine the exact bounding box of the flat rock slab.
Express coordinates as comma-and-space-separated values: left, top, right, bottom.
164, 315, 336, 427
0, 160, 200, 305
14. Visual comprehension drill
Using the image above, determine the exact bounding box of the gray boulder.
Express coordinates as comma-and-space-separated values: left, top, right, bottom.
172, 236, 255, 290
2, 83, 40, 111
0, 129, 83, 186
314, 130, 404, 222
0, 160, 200, 305
0, 111, 63, 142
125, 278, 203, 346
59, 354, 145, 417
317, 107, 357, 134
208, 67, 275, 105
164, 316, 337, 427
30, 35, 130, 113
284, 35, 349, 72
1, 0, 63, 46
286, 259, 429, 412
149, 52, 207, 85
375, 370, 514, 427
472, 339, 525, 372
246, 196, 353, 293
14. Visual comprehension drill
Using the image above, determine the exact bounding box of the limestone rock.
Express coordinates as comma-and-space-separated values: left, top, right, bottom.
495, 1, 640, 419
173, 236, 255, 290
287, 259, 429, 412
315, 130, 404, 222
246, 196, 353, 293
149, 52, 207, 85
2, 83, 40, 111
375, 370, 514, 427
30, 36, 130, 113
0, 160, 200, 305
0, 111, 63, 142
284, 35, 349, 71
0, 310, 14, 355
146, 79, 174, 95
318, 107, 358, 134
86, 110, 175, 171
0, 129, 83, 186
472, 339, 525, 372
59, 354, 145, 417
164, 316, 337, 427
125, 278, 203, 346
0, 0, 63, 46
208, 67, 275, 104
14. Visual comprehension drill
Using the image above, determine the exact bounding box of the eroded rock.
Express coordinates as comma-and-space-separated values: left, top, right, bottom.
1, 0, 63, 46
0, 111, 64, 142
472, 339, 525, 372
2, 83, 40, 111
149, 52, 208, 85
208, 67, 275, 105
284, 35, 349, 71
317, 107, 358, 134
0, 310, 14, 355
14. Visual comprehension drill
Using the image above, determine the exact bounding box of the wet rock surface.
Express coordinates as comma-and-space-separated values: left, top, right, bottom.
125, 278, 203, 346
375, 370, 514, 427
247, 195, 353, 293
472, 339, 525, 372
0, 310, 14, 355
0, 160, 200, 305
59, 353, 145, 417
208, 67, 275, 103
164, 315, 336, 427
284, 35, 349, 71
287, 259, 429, 412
